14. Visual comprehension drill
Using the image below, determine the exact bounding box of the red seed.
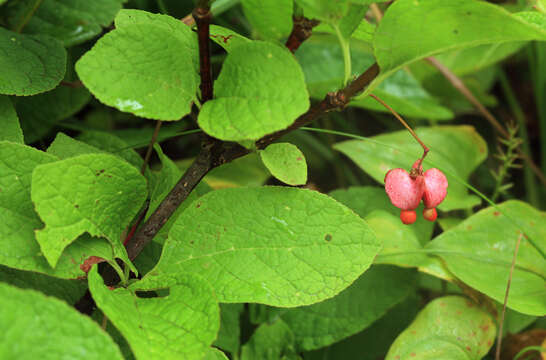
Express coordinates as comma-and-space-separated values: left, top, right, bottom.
400, 209, 417, 225
423, 207, 438, 222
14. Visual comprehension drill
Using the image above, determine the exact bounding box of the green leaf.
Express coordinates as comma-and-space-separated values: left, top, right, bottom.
14, 85, 91, 143
5, 0, 124, 46
242, 0, 293, 39
0, 28, 66, 96
304, 294, 420, 360
76, 10, 198, 120
0, 282, 124, 359
275, 266, 417, 351
88, 267, 220, 360
47, 132, 104, 159
0, 141, 57, 267
147, 144, 181, 219
0, 142, 119, 278
367, 0, 546, 96
177, 153, 270, 189
241, 319, 296, 360
294, 0, 350, 24
296, 37, 453, 120
214, 304, 244, 354
31, 154, 147, 269
152, 187, 380, 307
210, 25, 251, 52
333, 125, 488, 210
204, 348, 229, 360
0, 264, 86, 304
427, 201, 546, 316
385, 296, 496, 360
77, 130, 146, 172
417, 42, 527, 80
260, 143, 307, 186
0, 95, 23, 143
329, 187, 434, 269
198, 41, 309, 141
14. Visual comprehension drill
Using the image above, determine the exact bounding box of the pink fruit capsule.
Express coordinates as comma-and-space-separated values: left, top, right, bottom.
423, 168, 448, 208
385, 168, 425, 210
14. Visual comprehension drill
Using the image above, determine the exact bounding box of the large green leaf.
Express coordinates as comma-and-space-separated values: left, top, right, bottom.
0, 28, 66, 96
198, 41, 309, 141
274, 266, 417, 351
303, 294, 420, 360
31, 154, 147, 269
366, 0, 546, 96
214, 304, 244, 354
385, 296, 496, 360
152, 187, 380, 307
14, 85, 91, 143
334, 126, 488, 210
0, 96, 23, 143
6, 0, 124, 46
296, 37, 453, 120
241, 0, 292, 39
427, 201, 546, 316
0, 282, 123, 359
259, 143, 308, 186
76, 10, 198, 120
0, 142, 119, 278
0, 264, 86, 304
88, 267, 220, 360
241, 319, 297, 360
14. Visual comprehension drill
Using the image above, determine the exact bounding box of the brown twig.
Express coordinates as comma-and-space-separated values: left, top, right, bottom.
101, 314, 108, 330
140, 121, 163, 174
369, 93, 429, 168
369, 3, 383, 22
495, 232, 523, 360
425, 57, 546, 185
193, 5, 213, 102
285, 17, 320, 53
60, 80, 84, 88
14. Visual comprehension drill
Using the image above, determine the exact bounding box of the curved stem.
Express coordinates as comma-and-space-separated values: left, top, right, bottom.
140, 121, 163, 174
14, 0, 44, 33
369, 93, 429, 168
495, 232, 523, 360
334, 25, 352, 86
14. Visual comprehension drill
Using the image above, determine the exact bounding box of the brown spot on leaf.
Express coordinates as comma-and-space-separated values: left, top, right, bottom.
324, 234, 332, 242
296, 156, 303, 161
410, 353, 416, 357
196, 203, 201, 208
74, 204, 79, 209
466, 346, 471, 352
493, 211, 500, 216
80, 256, 105, 273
